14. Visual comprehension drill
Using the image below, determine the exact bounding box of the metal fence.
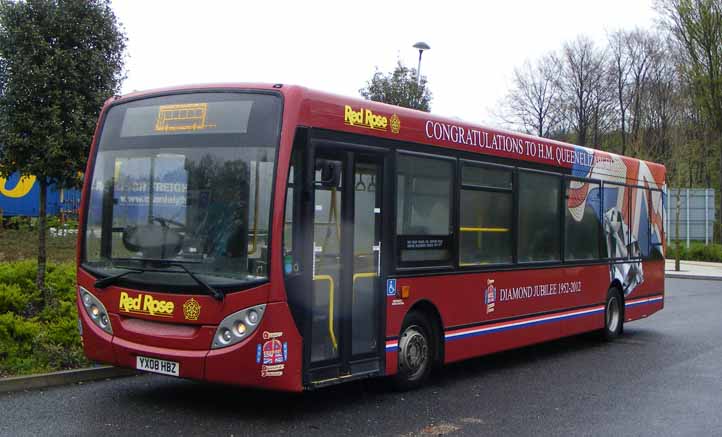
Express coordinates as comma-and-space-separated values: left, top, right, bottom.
666, 188, 716, 246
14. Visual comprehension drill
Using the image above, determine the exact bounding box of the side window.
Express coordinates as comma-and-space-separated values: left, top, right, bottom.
565, 179, 602, 260
396, 153, 454, 265
634, 186, 651, 259
518, 171, 561, 262
602, 182, 632, 259
283, 152, 298, 276
648, 189, 665, 259
459, 163, 513, 266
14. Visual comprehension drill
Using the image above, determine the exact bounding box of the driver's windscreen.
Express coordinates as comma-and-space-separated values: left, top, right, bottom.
83, 92, 281, 286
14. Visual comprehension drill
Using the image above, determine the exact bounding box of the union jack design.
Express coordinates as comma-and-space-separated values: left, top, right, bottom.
262, 339, 285, 365
566, 147, 666, 295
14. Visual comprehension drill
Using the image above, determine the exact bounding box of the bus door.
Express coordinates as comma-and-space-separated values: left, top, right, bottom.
304, 145, 386, 384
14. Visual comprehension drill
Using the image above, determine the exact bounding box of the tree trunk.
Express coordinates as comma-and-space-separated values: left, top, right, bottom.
675, 188, 681, 271
37, 178, 48, 304
719, 136, 722, 244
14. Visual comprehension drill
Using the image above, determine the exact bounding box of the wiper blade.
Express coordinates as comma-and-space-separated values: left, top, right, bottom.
164, 262, 225, 302
94, 258, 225, 301
95, 269, 144, 289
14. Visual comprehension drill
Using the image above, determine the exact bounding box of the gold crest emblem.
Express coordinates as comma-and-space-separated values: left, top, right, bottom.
390, 114, 401, 134
183, 298, 201, 321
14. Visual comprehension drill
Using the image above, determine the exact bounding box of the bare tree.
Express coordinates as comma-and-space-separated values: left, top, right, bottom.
498, 54, 562, 138
608, 30, 634, 154
643, 44, 679, 163
559, 36, 608, 147
626, 29, 661, 144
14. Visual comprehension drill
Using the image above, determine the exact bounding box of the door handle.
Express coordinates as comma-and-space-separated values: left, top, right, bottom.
373, 243, 381, 276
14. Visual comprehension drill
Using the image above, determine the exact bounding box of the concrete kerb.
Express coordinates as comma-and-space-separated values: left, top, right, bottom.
0, 366, 138, 394
666, 272, 722, 281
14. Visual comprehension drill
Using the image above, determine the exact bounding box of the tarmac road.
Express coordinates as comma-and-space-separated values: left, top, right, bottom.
1, 278, 720, 437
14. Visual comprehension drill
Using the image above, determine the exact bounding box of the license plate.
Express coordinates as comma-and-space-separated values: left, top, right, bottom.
136, 355, 179, 377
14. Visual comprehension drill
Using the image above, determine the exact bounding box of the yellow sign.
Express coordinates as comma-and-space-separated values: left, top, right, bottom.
182, 298, 201, 321
119, 291, 175, 318
155, 103, 216, 133
344, 105, 400, 134
0, 175, 36, 198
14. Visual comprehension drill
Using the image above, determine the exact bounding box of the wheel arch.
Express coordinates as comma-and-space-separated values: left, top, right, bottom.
405, 299, 445, 367
608, 279, 626, 323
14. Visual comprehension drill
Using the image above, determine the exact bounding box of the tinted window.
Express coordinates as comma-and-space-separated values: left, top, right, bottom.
460, 190, 513, 265
648, 189, 665, 260
396, 154, 453, 264
462, 164, 512, 189
519, 171, 561, 262
634, 187, 651, 259
565, 179, 602, 260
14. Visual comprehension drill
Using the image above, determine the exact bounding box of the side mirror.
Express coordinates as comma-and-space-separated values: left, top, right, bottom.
316, 159, 342, 188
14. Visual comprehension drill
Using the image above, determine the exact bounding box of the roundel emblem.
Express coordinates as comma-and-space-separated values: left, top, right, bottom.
390, 114, 401, 134
183, 298, 201, 321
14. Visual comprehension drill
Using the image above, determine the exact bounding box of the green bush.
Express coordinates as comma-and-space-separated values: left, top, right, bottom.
0, 312, 48, 375
667, 242, 722, 263
0, 261, 88, 377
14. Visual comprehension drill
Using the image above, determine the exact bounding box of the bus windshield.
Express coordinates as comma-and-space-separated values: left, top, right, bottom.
82, 92, 282, 291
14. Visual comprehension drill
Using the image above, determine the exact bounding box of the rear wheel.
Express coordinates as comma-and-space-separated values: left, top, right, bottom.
393, 311, 434, 390
602, 287, 624, 340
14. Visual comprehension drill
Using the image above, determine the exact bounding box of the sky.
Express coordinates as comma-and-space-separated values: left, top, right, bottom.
111, 0, 659, 126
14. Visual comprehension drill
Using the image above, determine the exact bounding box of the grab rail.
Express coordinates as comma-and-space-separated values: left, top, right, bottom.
313, 274, 337, 351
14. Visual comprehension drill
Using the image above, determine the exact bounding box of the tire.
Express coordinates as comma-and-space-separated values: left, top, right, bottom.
393, 311, 434, 391
602, 287, 624, 340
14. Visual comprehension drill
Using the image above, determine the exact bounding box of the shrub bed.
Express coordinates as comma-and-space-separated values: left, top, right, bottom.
666, 242, 722, 263
0, 261, 88, 377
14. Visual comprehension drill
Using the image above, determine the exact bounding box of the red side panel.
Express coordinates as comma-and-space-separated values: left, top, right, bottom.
384, 261, 664, 375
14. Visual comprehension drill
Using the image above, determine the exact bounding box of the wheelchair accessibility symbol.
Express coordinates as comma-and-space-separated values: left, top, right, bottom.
386, 279, 397, 296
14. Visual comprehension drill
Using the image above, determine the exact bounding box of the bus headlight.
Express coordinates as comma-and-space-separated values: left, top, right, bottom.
212, 304, 266, 349
79, 287, 113, 335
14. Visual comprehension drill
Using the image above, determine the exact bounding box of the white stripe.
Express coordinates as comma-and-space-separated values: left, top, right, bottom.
445, 306, 604, 339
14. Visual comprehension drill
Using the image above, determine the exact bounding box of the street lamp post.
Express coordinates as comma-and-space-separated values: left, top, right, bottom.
412, 42, 430, 86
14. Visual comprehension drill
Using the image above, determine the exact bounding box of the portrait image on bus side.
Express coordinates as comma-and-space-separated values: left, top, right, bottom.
76, 84, 666, 392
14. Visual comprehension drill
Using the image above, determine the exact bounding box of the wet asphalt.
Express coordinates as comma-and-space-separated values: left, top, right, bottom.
1, 278, 721, 437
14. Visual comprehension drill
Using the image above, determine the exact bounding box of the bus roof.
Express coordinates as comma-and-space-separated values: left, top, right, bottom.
112, 83, 666, 188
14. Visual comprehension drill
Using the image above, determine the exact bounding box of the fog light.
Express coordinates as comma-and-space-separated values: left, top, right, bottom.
100, 314, 109, 327
247, 310, 259, 324
221, 328, 232, 343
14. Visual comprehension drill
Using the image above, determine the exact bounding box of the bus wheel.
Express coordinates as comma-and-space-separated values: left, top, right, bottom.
393, 311, 433, 390
602, 287, 624, 340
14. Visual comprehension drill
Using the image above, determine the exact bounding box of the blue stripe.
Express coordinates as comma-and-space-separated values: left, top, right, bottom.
385, 296, 662, 354
445, 308, 604, 343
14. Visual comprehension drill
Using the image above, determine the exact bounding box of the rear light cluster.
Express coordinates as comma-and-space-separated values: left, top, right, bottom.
212, 304, 266, 349
79, 287, 113, 334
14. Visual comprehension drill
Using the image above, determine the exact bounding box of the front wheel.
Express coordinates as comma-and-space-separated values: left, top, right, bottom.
393, 311, 434, 390
602, 287, 624, 340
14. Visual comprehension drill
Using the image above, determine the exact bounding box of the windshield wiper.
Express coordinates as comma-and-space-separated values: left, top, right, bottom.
161, 261, 225, 302
92, 258, 225, 301
95, 269, 144, 289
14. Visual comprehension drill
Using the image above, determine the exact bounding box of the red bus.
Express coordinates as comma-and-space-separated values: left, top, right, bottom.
77, 84, 666, 391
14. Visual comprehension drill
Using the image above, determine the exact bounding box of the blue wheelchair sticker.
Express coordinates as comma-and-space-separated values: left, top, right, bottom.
386, 279, 397, 296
